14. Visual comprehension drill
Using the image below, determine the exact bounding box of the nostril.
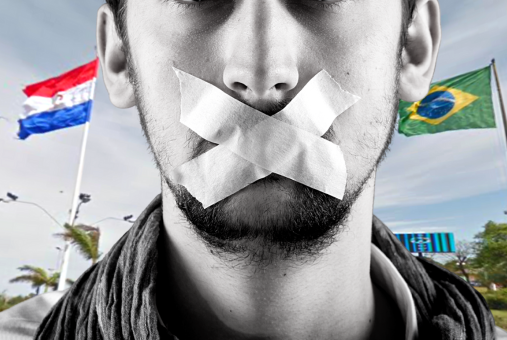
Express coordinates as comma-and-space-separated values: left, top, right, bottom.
231, 82, 248, 92
274, 83, 290, 91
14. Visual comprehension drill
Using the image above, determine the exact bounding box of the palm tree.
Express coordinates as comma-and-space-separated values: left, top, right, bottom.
0, 291, 34, 312
9, 266, 59, 294
55, 223, 102, 265
0, 291, 10, 312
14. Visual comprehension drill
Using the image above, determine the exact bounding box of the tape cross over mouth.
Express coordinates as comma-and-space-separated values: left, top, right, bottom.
171, 67, 361, 208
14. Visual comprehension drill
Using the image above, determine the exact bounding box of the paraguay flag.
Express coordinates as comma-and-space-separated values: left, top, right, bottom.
17, 58, 99, 140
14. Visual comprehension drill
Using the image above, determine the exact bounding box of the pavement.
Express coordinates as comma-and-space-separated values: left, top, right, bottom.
497, 326, 507, 340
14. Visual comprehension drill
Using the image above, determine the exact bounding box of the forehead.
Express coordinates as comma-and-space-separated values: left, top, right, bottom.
124, 0, 403, 34
124, 0, 404, 69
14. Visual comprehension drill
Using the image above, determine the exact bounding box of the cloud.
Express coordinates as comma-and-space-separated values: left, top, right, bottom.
0, 45, 160, 295
382, 216, 457, 228
374, 0, 507, 210
390, 225, 459, 234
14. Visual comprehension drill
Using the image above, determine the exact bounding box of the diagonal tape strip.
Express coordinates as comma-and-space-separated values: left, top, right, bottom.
171, 68, 360, 208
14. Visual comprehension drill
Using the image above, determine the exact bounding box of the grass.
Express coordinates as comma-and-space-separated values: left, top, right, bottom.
474, 286, 488, 294
473, 287, 507, 330
492, 310, 507, 330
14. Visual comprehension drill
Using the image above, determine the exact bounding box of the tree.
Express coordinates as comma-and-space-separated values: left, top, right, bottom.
0, 291, 34, 312
9, 266, 75, 294
9, 266, 59, 294
473, 221, 507, 287
55, 223, 102, 265
440, 240, 475, 283
0, 291, 10, 312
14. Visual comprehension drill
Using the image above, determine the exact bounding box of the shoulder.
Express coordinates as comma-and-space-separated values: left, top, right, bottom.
0, 290, 65, 340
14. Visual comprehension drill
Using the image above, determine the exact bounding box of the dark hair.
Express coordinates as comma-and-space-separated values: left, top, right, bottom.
105, 0, 128, 50
106, 0, 417, 51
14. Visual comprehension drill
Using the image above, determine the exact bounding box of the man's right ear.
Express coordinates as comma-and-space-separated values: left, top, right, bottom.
96, 4, 135, 109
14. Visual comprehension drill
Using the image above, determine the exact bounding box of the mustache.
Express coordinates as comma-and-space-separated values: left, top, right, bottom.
189, 96, 294, 160
187, 95, 336, 162
243, 97, 294, 116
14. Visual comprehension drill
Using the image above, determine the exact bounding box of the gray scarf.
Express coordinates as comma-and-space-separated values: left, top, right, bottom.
35, 195, 496, 339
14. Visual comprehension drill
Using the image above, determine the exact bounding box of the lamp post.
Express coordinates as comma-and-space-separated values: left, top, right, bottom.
55, 246, 63, 272
73, 193, 91, 222
58, 192, 92, 290
0, 192, 62, 228
90, 215, 135, 226
1, 192, 65, 285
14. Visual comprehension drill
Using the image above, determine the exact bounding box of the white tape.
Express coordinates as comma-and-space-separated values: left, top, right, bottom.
171, 68, 360, 208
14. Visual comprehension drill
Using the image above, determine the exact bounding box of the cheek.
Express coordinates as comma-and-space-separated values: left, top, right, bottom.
128, 0, 401, 181
332, 57, 399, 187
305, 7, 401, 184
128, 20, 213, 170
128, 1, 233, 170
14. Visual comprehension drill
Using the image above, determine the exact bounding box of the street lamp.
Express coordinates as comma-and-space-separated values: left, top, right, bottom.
74, 193, 91, 222
6, 192, 18, 201
0, 192, 62, 227
90, 215, 135, 226
53, 247, 63, 273
123, 215, 135, 223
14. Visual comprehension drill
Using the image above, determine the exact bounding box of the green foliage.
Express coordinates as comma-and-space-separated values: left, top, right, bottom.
0, 291, 34, 312
9, 265, 57, 294
481, 289, 507, 310
9, 266, 74, 294
442, 260, 460, 273
432, 240, 474, 283
475, 288, 507, 328
492, 310, 507, 330
473, 221, 507, 286
55, 223, 102, 265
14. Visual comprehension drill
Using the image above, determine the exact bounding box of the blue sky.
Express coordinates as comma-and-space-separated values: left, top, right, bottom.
0, 0, 506, 295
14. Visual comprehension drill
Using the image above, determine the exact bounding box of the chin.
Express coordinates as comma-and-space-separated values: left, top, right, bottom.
220, 174, 298, 227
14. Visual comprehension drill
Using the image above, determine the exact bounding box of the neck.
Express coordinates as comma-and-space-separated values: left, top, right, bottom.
157, 175, 383, 340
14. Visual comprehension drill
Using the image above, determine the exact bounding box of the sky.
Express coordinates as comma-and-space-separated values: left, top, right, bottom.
0, 0, 506, 296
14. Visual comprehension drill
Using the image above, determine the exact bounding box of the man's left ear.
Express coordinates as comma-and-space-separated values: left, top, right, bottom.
399, 0, 441, 102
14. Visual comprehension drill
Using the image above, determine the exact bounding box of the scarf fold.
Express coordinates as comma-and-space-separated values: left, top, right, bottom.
35, 196, 495, 339
372, 216, 496, 340
35, 195, 165, 340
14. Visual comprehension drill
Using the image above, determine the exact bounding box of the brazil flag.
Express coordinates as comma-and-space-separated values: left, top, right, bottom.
398, 66, 495, 136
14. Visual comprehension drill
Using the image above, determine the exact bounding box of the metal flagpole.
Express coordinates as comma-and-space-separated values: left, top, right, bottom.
492, 59, 507, 147
57, 76, 97, 291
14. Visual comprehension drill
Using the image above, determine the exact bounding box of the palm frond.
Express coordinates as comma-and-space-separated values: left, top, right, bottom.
53, 223, 75, 241
47, 272, 60, 288
68, 226, 94, 261
9, 275, 45, 289
14, 266, 49, 281
54, 224, 101, 264
75, 224, 100, 233
9, 275, 38, 284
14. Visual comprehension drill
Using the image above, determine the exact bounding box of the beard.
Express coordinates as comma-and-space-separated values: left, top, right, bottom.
165, 162, 366, 266
129, 60, 399, 267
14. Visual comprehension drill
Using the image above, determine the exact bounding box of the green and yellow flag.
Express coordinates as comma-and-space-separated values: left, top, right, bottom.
398, 66, 495, 137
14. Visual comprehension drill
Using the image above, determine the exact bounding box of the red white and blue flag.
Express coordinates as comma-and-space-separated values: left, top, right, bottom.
17, 58, 99, 140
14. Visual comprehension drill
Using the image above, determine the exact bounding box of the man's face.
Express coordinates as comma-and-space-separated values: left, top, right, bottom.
124, 0, 403, 260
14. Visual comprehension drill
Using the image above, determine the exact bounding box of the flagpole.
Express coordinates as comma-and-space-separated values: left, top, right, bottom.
57, 77, 97, 291
492, 59, 507, 148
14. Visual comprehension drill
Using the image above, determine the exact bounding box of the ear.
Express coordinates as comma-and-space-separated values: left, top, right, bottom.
96, 4, 135, 108
399, 0, 441, 102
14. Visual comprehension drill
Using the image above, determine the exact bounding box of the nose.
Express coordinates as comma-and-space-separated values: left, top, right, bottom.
222, 0, 299, 103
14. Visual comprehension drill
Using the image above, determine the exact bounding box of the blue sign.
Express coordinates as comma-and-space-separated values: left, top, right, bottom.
394, 232, 456, 253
